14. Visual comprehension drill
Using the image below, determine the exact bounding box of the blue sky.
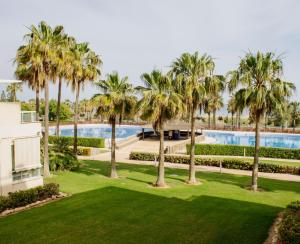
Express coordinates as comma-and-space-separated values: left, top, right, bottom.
0, 0, 299, 107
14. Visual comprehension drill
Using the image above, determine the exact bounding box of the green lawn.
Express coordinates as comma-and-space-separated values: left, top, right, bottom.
0, 160, 299, 244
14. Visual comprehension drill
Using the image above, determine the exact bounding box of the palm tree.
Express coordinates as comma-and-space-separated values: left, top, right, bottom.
227, 96, 236, 130
15, 42, 44, 120
6, 83, 23, 102
205, 75, 225, 129
289, 101, 300, 133
171, 52, 214, 184
204, 97, 213, 128
94, 72, 136, 178
138, 70, 184, 187
233, 89, 247, 129
26, 21, 66, 177
67, 42, 101, 155
80, 99, 94, 120
227, 51, 295, 191
54, 36, 72, 136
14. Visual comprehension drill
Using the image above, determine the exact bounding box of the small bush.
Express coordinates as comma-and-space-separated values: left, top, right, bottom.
0, 183, 60, 213
49, 136, 105, 148
50, 152, 80, 171
49, 137, 80, 171
186, 144, 300, 160
0, 196, 9, 212
77, 147, 92, 156
279, 201, 300, 244
129, 152, 300, 175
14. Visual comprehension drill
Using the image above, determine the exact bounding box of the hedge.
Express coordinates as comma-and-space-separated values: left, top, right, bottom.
186, 144, 300, 160
0, 183, 59, 213
129, 152, 300, 175
278, 201, 300, 244
49, 136, 105, 148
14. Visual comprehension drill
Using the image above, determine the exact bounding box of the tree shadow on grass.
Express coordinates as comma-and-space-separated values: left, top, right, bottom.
0, 186, 281, 244
78, 160, 300, 194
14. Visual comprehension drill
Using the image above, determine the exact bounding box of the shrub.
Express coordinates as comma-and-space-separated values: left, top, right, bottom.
49, 137, 80, 171
0, 196, 9, 212
279, 201, 300, 244
186, 144, 300, 160
129, 152, 300, 175
50, 152, 80, 171
49, 136, 105, 148
0, 183, 60, 213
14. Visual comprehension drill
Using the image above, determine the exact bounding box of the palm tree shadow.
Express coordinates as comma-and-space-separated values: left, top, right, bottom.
2, 186, 283, 244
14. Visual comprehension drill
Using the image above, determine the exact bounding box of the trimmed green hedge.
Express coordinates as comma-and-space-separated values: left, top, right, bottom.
0, 183, 59, 213
49, 136, 105, 148
186, 144, 300, 160
129, 152, 300, 175
278, 201, 300, 244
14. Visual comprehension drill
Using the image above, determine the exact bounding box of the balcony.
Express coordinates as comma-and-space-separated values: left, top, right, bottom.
21, 111, 37, 123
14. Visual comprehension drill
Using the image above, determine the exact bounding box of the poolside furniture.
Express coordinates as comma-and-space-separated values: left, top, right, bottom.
141, 119, 203, 140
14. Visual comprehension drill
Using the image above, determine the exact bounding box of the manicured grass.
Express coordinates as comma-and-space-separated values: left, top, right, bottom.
0, 160, 299, 244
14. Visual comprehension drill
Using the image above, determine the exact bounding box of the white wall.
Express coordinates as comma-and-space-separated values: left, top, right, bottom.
0, 102, 21, 125
0, 102, 43, 195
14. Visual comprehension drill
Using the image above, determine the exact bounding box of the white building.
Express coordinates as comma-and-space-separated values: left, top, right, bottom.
0, 80, 43, 196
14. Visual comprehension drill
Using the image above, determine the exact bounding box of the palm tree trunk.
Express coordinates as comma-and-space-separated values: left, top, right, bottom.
252, 112, 260, 191
293, 119, 296, 133
264, 113, 267, 131
213, 109, 216, 129
73, 81, 80, 155
238, 111, 241, 129
208, 112, 211, 129
43, 80, 50, 177
110, 118, 118, 178
55, 77, 62, 136
231, 112, 234, 130
35, 85, 40, 121
188, 106, 197, 184
155, 117, 166, 187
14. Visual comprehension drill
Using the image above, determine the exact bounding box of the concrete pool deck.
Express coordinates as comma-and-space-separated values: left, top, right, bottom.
79, 139, 300, 183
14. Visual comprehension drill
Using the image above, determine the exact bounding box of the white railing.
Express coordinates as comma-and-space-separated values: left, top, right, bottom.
21, 111, 37, 123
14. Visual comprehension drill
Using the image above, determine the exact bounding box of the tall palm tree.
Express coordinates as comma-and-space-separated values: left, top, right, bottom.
227, 51, 295, 191
289, 101, 300, 133
67, 42, 101, 154
205, 75, 225, 129
138, 70, 184, 187
171, 52, 214, 184
15, 41, 44, 120
53, 35, 72, 136
26, 21, 66, 177
94, 72, 136, 178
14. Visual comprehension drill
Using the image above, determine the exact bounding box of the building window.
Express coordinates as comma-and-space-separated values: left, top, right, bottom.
12, 168, 41, 181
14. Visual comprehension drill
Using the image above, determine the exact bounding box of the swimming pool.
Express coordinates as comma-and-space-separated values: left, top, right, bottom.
204, 130, 300, 149
50, 124, 143, 140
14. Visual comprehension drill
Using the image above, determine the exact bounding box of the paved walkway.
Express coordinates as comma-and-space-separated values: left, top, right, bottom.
79, 140, 300, 183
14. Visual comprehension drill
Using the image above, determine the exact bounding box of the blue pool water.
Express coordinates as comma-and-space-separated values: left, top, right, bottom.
50, 125, 143, 140
204, 131, 300, 149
